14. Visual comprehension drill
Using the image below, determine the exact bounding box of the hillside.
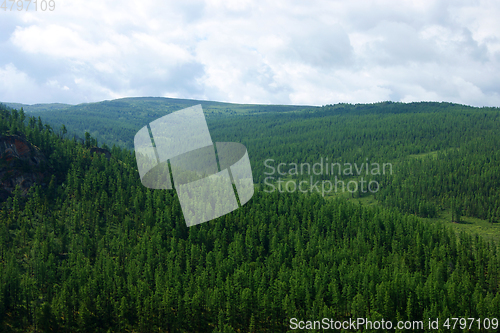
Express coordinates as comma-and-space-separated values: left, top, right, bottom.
4, 103, 72, 113
16, 99, 500, 234
0, 102, 499, 332
21, 97, 313, 149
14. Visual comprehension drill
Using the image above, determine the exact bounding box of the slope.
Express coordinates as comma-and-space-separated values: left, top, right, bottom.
1, 103, 499, 332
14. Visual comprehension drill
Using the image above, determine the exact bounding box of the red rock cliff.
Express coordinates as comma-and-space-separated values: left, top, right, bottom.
0, 135, 49, 201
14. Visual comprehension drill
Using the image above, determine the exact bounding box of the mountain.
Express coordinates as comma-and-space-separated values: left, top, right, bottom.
4, 102, 72, 113
20, 97, 314, 149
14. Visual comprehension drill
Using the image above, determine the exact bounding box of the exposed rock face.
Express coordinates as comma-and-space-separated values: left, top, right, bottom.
90, 147, 112, 160
0, 135, 49, 201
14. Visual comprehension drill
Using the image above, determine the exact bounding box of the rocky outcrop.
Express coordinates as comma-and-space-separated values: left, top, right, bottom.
0, 135, 49, 201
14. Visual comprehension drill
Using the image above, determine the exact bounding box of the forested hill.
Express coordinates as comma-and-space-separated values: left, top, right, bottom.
210, 101, 500, 226
3, 103, 72, 113
21, 99, 496, 151
5, 99, 500, 225
7, 98, 500, 228
14, 97, 313, 148
1, 102, 500, 332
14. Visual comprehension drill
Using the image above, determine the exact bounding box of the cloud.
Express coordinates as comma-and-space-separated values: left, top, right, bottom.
0, 64, 38, 100
1, 0, 500, 107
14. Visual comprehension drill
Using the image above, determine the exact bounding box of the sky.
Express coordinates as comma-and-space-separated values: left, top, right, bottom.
1, 0, 500, 107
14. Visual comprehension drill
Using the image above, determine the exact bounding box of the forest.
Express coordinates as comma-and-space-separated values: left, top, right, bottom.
23, 97, 310, 149
0, 101, 500, 332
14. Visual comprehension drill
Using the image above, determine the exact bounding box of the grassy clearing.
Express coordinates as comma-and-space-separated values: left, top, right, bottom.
255, 146, 500, 245
422, 210, 500, 244
408, 151, 439, 160
325, 190, 500, 244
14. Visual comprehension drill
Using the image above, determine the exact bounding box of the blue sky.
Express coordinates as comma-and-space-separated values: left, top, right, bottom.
1, 0, 500, 106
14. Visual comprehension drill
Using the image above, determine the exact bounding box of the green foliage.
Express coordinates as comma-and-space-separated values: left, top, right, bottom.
26, 97, 309, 149
377, 137, 500, 220
0, 101, 499, 332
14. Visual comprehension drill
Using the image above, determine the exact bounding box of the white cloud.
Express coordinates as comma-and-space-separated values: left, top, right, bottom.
12, 25, 117, 59
1, 0, 500, 107
0, 64, 39, 101
0, 63, 80, 104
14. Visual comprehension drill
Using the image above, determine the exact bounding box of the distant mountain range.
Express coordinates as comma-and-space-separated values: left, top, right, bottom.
1, 97, 315, 148
4, 102, 72, 112
5, 97, 311, 115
